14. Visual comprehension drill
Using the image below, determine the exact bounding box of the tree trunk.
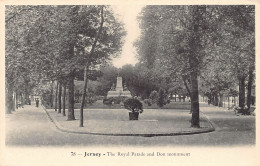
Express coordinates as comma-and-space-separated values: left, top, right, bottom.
62, 83, 66, 116
190, 72, 200, 128
15, 91, 19, 109
67, 73, 75, 121
50, 80, 54, 107
213, 94, 218, 106
58, 81, 62, 113
80, 67, 88, 127
21, 93, 24, 108
7, 91, 14, 113
227, 96, 230, 109
24, 79, 30, 105
54, 81, 58, 111
6, 84, 15, 114
238, 76, 246, 108
223, 96, 226, 108
247, 66, 254, 109
189, 35, 200, 125
188, 6, 206, 128
218, 93, 223, 107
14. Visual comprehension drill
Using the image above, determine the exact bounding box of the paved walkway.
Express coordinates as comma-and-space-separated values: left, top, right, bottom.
200, 103, 255, 132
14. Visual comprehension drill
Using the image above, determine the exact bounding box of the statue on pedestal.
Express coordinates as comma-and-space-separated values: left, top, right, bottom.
107, 70, 132, 97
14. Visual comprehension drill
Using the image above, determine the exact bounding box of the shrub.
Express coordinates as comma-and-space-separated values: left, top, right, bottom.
113, 97, 121, 104
123, 98, 143, 113
41, 89, 52, 108
167, 99, 171, 104
144, 99, 152, 106
149, 90, 158, 104
235, 107, 251, 115
96, 96, 105, 100
87, 96, 97, 105
157, 88, 167, 108
122, 96, 130, 102
166, 96, 171, 104
103, 98, 113, 105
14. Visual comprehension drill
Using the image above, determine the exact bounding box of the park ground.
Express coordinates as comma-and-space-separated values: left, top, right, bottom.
5, 101, 255, 146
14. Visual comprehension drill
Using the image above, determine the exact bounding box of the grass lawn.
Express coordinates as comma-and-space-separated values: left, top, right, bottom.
47, 108, 213, 135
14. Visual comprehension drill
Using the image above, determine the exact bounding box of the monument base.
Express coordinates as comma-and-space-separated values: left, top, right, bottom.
106, 76, 132, 98
107, 90, 132, 98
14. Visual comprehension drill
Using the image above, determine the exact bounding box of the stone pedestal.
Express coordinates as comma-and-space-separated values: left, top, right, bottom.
107, 77, 132, 97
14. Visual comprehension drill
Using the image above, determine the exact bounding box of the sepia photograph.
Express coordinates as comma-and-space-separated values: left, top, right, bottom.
1, 1, 259, 166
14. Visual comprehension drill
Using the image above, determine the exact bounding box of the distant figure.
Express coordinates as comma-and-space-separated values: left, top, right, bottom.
208, 99, 210, 105
36, 99, 39, 107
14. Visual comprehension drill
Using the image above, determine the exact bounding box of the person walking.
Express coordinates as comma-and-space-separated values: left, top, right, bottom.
36, 99, 39, 108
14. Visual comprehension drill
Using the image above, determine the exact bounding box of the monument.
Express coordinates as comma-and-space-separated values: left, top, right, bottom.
107, 76, 132, 97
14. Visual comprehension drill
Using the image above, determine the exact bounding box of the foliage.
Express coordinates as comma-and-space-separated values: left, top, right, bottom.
94, 64, 118, 96
149, 90, 158, 104
235, 107, 251, 115
157, 88, 167, 108
135, 5, 255, 125
102, 96, 128, 105
86, 96, 97, 105
135, 5, 254, 94
121, 64, 157, 98
103, 98, 113, 105
123, 98, 143, 113
113, 97, 121, 104
144, 99, 152, 106
5, 5, 126, 118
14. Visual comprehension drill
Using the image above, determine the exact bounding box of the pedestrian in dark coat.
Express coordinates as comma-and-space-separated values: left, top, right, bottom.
36, 99, 39, 107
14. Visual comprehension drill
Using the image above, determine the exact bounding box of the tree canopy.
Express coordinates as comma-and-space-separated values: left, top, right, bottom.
5, 5, 126, 115
135, 5, 255, 126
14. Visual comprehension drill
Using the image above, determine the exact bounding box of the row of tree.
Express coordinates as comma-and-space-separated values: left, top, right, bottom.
5, 6, 126, 127
6, 5, 255, 128
134, 6, 255, 127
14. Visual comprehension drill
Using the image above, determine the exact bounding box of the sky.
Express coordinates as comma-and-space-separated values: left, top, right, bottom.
111, 5, 144, 68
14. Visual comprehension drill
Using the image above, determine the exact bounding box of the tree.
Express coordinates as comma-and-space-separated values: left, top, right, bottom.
77, 6, 126, 127
49, 80, 54, 107
135, 5, 255, 126
54, 82, 58, 111
136, 6, 208, 127
5, 6, 71, 114
62, 82, 66, 116
199, 55, 236, 107
79, 6, 104, 127
58, 81, 62, 113
5, 6, 44, 113
149, 90, 158, 104
210, 6, 255, 110
93, 64, 118, 96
